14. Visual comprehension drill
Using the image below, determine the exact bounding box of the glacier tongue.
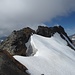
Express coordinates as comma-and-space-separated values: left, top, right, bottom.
14, 33, 75, 75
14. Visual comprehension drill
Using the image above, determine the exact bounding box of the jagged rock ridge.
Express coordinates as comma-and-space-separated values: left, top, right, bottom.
0, 26, 74, 56
0, 27, 35, 56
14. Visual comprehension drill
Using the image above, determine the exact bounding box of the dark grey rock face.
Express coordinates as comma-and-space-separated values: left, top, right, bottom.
36, 26, 72, 42
36, 26, 68, 37
0, 50, 29, 75
0, 27, 35, 56
36, 26, 54, 37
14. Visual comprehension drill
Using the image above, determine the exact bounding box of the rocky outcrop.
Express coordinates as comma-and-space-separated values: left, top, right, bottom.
36, 26, 54, 37
0, 50, 29, 75
0, 27, 35, 56
36, 26, 71, 41
36, 26, 74, 50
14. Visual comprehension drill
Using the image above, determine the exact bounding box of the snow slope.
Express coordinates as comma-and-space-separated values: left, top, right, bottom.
14, 33, 75, 75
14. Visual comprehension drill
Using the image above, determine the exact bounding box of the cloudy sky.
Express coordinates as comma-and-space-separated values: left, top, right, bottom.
0, 0, 75, 37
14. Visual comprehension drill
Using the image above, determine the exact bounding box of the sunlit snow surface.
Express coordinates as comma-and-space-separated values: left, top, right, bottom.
14, 33, 75, 75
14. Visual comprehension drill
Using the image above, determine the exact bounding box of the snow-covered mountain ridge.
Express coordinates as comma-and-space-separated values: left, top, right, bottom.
0, 25, 75, 75
0, 25, 74, 56
14, 32, 75, 75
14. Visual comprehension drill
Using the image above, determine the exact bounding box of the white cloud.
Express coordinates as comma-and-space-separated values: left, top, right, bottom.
0, 0, 75, 36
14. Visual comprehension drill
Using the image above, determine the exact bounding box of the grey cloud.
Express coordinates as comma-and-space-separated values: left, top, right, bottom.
0, 0, 75, 36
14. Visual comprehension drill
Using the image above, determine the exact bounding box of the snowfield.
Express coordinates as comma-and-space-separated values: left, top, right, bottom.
14, 33, 75, 75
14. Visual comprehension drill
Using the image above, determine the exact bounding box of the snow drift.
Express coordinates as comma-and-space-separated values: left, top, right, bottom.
14, 32, 75, 75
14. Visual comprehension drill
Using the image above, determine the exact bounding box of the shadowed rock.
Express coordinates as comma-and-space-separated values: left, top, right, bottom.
0, 50, 29, 75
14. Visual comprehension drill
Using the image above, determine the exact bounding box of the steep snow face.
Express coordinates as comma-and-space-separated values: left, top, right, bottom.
14, 33, 75, 75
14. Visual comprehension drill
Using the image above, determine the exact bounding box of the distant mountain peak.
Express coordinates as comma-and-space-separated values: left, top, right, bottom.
69, 34, 75, 46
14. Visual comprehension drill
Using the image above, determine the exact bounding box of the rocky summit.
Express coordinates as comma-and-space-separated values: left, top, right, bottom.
0, 26, 74, 56
0, 27, 35, 56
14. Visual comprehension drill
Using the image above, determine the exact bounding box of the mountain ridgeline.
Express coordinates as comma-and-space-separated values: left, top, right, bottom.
0, 26, 74, 56
0, 25, 75, 75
